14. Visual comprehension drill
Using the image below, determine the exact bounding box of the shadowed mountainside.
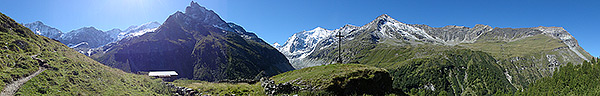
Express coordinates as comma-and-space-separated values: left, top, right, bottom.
92, 1, 294, 81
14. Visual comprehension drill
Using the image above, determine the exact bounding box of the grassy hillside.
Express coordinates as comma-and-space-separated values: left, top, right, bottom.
270, 64, 397, 95
460, 34, 587, 90
460, 34, 566, 59
171, 79, 263, 95
169, 64, 397, 96
0, 12, 169, 95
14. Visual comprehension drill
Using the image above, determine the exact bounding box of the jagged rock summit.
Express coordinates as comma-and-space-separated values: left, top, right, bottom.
92, 1, 294, 81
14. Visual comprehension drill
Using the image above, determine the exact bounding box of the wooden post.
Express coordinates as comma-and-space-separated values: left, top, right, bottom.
335, 30, 344, 64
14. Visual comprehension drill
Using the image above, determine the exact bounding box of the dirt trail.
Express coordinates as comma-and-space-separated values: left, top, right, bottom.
1, 55, 47, 96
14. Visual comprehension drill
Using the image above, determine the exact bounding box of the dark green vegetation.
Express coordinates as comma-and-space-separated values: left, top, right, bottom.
519, 58, 600, 95
270, 64, 398, 95
357, 44, 514, 95
171, 79, 263, 95
92, 2, 294, 81
460, 32, 591, 90
0, 12, 169, 95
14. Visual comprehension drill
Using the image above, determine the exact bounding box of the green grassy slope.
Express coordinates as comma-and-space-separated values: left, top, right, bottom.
270, 64, 397, 95
460, 34, 586, 90
171, 79, 264, 95
170, 64, 397, 96
460, 34, 566, 59
0, 12, 169, 95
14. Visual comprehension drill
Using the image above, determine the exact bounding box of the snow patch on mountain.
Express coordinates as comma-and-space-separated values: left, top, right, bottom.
276, 27, 336, 68
273, 42, 281, 48
363, 14, 441, 43
69, 42, 89, 48
116, 21, 161, 41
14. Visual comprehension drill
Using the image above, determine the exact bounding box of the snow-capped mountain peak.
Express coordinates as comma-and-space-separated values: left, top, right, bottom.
364, 14, 441, 43
123, 21, 160, 33
140, 21, 161, 29
313, 27, 326, 31
375, 14, 395, 22
60, 26, 112, 48
274, 27, 337, 68
305, 27, 333, 40
23, 21, 64, 39
278, 14, 447, 69
337, 24, 359, 34
115, 21, 161, 42
273, 42, 281, 48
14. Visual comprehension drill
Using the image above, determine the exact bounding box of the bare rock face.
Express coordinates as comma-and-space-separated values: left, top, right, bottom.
414, 24, 493, 45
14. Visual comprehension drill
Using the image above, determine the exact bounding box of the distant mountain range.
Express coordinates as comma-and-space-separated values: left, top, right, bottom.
23, 21, 160, 56
90, 1, 294, 81
275, 14, 592, 93
278, 14, 591, 68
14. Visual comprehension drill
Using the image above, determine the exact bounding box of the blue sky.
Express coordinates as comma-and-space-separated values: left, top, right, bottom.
0, 0, 598, 57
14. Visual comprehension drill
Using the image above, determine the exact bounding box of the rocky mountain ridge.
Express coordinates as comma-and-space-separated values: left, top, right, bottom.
91, 1, 294, 81
23, 21, 161, 56
275, 14, 592, 92
277, 14, 591, 69
23, 21, 63, 39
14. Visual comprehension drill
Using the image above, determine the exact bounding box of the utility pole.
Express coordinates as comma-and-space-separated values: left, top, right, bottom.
335, 30, 344, 64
